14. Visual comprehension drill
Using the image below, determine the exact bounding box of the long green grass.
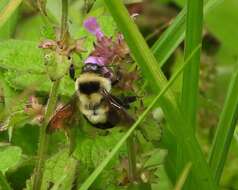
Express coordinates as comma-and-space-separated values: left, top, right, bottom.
0, 0, 22, 29
178, 1, 204, 188
181, 0, 203, 130
151, 0, 223, 67
209, 68, 238, 184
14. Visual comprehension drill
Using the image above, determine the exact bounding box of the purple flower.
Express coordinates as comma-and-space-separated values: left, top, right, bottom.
84, 56, 107, 66
84, 17, 104, 39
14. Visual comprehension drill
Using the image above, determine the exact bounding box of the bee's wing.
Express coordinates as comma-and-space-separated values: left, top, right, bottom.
100, 89, 135, 126
47, 93, 78, 133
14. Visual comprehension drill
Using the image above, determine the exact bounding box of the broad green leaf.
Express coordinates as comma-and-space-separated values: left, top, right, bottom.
73, 129, 126, 168
41, 149, 77, 190
0, 40, 75, 95
4, 72, 74, 96
0, 146, 22, 174
0, 40, 44, 74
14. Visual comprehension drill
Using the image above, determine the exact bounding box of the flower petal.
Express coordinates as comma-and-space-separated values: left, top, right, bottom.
84, 17, 104, 39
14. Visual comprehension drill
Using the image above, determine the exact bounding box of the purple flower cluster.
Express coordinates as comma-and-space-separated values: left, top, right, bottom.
83, 17, 129, 67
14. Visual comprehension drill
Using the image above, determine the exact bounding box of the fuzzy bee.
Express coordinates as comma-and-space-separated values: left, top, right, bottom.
47, 63, 136, 132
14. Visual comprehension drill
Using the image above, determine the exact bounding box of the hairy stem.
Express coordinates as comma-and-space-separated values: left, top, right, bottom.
32, 80, 60, 190
60, 0, 68, 40
33, 1, 68, 189
127, 135, 137, 182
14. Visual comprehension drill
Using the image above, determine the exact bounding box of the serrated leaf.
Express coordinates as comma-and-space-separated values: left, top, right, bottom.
139, 116, 163, 146
41, 149, 77, 190
4, 70, 75, 96
4, 72, 51, 92
73, 129, 126, 168
98, 16, 117, 36
0, 40, 44, 73
0, 146, 22, 174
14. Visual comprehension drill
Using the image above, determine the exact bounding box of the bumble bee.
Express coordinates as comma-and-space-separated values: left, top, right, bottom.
47, 63, 136, 132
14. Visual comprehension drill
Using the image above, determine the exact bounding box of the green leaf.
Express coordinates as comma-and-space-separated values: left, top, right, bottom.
73, 129, 126, 168
0, 146, 22, 174
209, 68, 238, 184
181, 0, 203, 131
41, 149, 77, 190
0, 40, 75, 95
0, 40, 45, 74
151, 0, 223, 67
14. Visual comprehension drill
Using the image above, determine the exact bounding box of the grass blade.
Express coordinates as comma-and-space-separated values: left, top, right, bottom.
174, 163, 192, 190
0, 0, 22, 30
181, 0, 203, 130
101, 1, 216, 189
208, 68, 238, 184
79, 45, 201, 190
151, 0, 223, 67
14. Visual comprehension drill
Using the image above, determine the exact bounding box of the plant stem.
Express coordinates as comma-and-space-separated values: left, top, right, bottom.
127, 135, 137, 182
33, 0, 68, 188
32, 80, 60, 190
60, 0, 68, 40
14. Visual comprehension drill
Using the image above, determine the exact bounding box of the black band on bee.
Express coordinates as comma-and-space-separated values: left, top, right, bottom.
79, 81, 100, 95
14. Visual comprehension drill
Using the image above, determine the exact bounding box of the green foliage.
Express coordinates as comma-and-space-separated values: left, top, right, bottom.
73, 129, 126, 168
0, 146, 22, 174
41, 149, 77, 190
0, 40, 74, 96
209, 69, 238, 184
0, 40, 44, 73
0, 0, 238, 190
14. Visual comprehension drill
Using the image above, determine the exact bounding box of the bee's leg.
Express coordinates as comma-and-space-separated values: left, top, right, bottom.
111, 70, 122, 86
69, 63, 76, 81
120, 95, 137, 109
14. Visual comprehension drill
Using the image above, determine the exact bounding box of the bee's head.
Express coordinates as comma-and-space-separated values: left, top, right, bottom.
81, 63, 103, 75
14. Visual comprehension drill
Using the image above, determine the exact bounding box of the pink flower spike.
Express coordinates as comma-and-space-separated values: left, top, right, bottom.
83, 17, 104, 39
